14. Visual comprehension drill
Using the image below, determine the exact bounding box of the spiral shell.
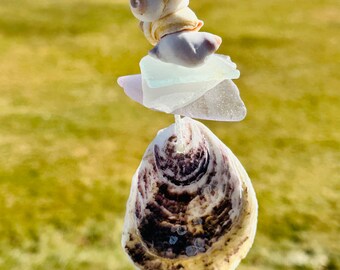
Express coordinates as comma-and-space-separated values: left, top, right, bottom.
122, 117, 258, 270
130, 0, 189, 22
141, 7, 204, 45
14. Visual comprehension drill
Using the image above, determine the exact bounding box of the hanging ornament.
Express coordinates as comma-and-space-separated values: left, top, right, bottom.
117, 1, 258, 269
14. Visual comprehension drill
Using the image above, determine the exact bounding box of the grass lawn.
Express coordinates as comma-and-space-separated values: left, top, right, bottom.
0, 0, 339, 269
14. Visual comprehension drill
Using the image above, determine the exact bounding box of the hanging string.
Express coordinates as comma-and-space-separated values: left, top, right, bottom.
174, 115, 185, 153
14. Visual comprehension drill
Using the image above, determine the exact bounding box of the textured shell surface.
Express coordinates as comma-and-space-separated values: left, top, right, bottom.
122, 117, 258, 270
130, 0, 190, 22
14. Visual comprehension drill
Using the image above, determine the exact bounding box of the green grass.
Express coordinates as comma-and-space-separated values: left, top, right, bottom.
0, 0, 339, 269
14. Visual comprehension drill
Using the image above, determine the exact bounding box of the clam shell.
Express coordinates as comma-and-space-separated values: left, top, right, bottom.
130, 0, 189, 23
122, 117, 258, 270
141, 7, 204, 45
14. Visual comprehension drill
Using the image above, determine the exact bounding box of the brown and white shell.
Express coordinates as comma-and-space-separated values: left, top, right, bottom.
122, 117, 258, 270
140, 7, 203, 45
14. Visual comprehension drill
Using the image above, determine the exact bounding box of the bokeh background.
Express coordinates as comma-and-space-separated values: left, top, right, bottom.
0, 0, 339, 269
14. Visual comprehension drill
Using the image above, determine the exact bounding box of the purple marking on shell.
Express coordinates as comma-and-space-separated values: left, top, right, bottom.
185, 246, 198, 257
176, 226, 188, 236
194, 238, 205, 248
154, 137, 210, 186
169, 236, 178, 245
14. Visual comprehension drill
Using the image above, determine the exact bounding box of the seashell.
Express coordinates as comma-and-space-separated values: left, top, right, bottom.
149, 31, 222, 68
141, 7, 204, 45
122, 117, 258, 270
130, 0, 189, 22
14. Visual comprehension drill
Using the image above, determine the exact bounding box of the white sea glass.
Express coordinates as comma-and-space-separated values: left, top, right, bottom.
173, 80, 246, 121
139, 54, 241, 114
117, 75, 246, 122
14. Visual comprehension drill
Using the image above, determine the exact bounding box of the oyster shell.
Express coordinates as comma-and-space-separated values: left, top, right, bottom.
141, 7, 204, 45
122, 117, 258, 270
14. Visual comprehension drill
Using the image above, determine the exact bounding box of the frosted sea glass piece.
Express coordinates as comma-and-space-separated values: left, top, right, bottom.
140, 54, 240, 113
142, 77, 222, 113
117, 75, 246, 121
174, 80, 246, 121
140, 54, 240, 88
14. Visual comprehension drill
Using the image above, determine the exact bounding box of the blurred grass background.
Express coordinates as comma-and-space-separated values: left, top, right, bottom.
0, 0, 339, 269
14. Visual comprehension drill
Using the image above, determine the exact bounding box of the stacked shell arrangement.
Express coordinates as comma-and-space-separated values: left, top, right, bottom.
118, 1, 258, 270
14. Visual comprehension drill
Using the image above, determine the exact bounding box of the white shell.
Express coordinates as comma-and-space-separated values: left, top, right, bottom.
122, 117, 258, 270
149, 31, 222, 68
130, 0, 189, 22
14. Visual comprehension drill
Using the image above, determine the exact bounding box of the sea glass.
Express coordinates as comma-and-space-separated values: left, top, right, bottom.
173, 79, 246, 121
140, 54, 240, 113
117, 75, 246, 121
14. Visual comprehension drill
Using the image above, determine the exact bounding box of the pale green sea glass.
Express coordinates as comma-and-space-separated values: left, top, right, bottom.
140, 54, 241, 114
140, 54, 240, 88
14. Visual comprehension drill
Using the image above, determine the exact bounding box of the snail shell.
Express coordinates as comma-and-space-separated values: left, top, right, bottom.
141, 7, 204, 45
130, 0, 189, 22
122, 117, 258, 270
